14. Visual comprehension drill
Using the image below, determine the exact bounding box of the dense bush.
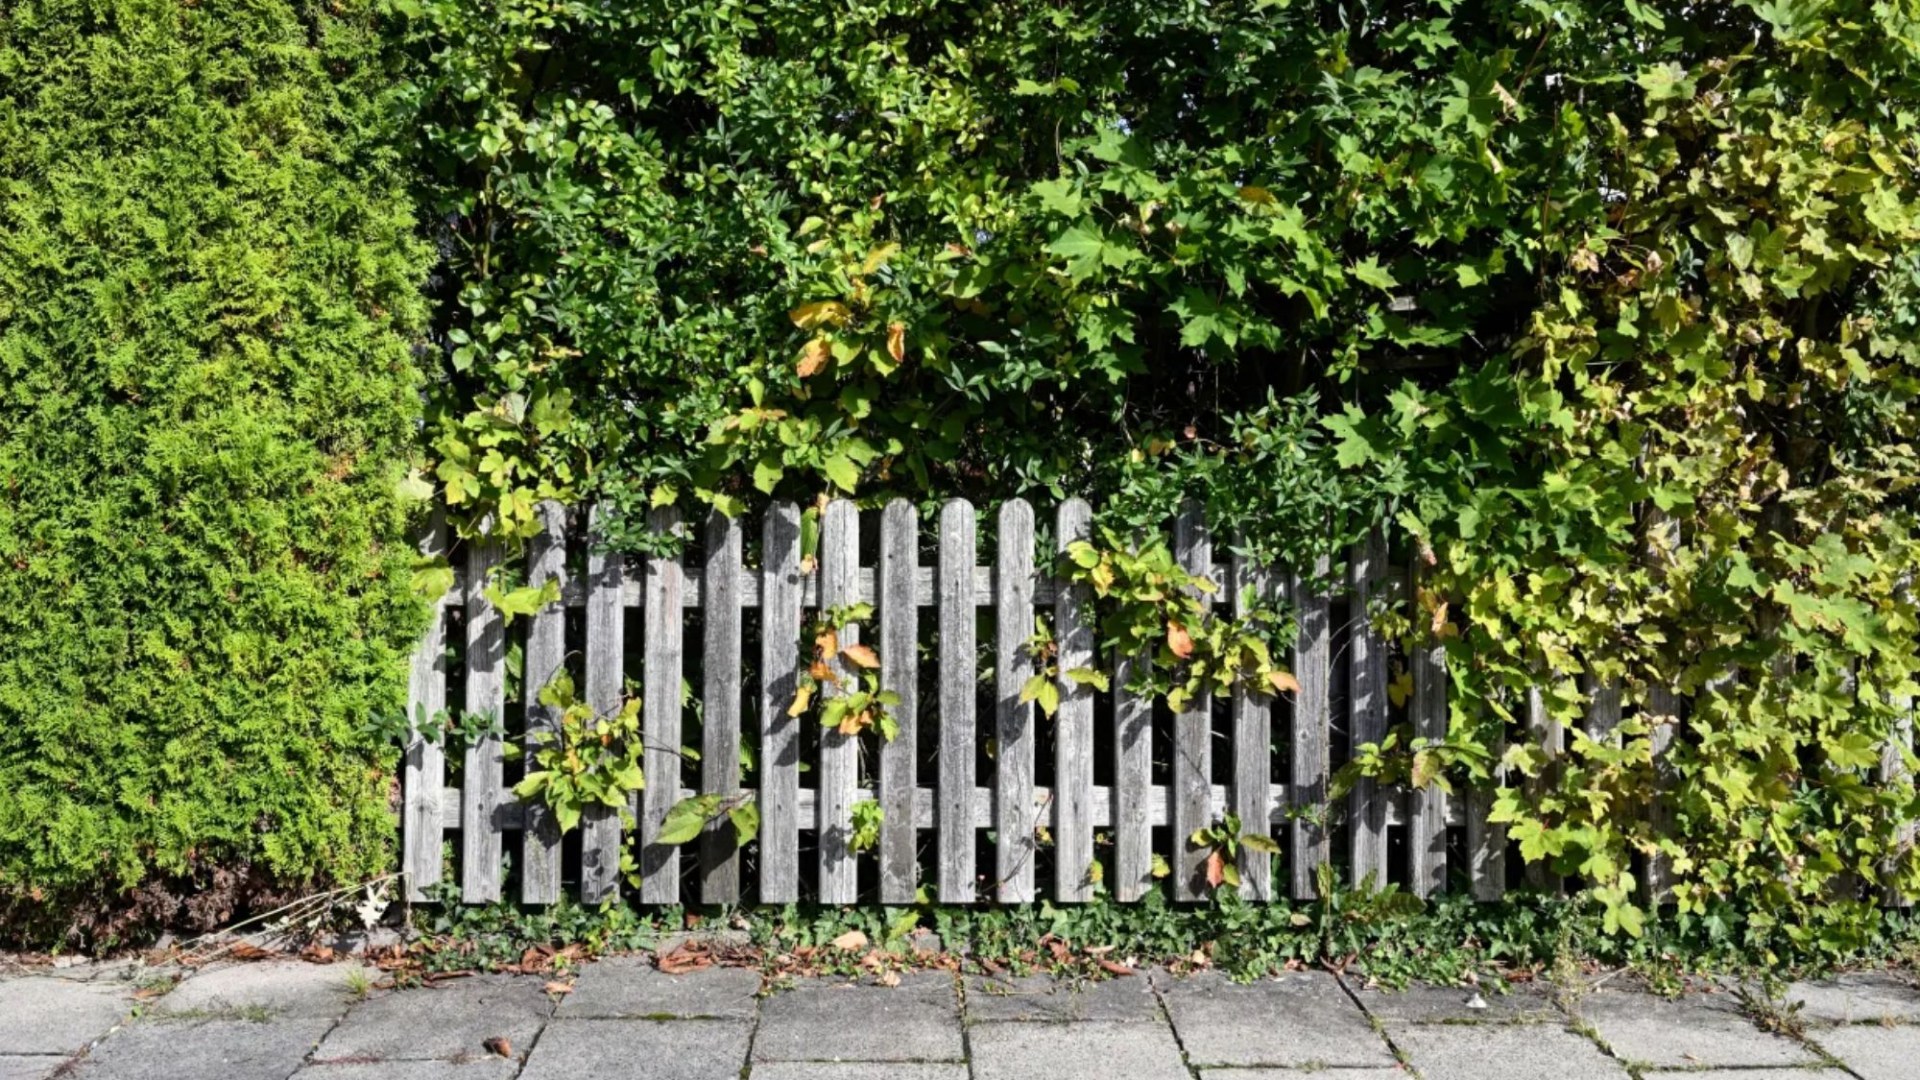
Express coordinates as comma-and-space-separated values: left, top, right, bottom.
410, 0, 1920, 943
0, 0, 429, 944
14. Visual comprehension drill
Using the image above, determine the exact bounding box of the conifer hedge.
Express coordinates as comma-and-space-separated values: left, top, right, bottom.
0, 0, 429, 943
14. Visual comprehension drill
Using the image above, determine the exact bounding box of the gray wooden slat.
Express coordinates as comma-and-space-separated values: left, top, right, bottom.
403, 509, 448, 902
1407, 561, 1448, 899
996, 499, 1037, 902
879, 499, 920, 904
1114, 646, 1154, 902
1230, 551, 1274, 902
759, 503, 803, 903
1054, 499, 1096, 902
580, 505, 627, 904
700, 510, 744, 903
937, 500, 978, 903
1469, 739, 1508, 901
818, 499, 861, 904
1584, 676, 1622, 742
520, 501, 568, 904
1642, 506, 1679, 904
1347, 529, 1389, 890
639, 507, 684, 905
461, 531, 506, 903
1170, 505, 1212, 902
1290, 556, 1332, 900
1525, 684, 1564, 895
1889, 576, 1915, 908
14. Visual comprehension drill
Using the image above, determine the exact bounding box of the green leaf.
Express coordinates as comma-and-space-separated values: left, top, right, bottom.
659, 794, 720, 845
822, 453, 860, 493
728, 800, 761, 845
1350, 256, 1399, 291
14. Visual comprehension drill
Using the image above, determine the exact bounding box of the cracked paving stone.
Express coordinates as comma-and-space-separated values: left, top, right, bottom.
1156, 970, 1394, 1068
70, 1017, 334, 1080
1575, 987, 1822, 1069
970, 1020, 1188, 1080
1195, 1071, 1411, 1080
292, 1062, 520, 1080
1807, 1020, 1920, 1080
519, 1019, 748, 1080
312, 975, 552, 1062
752, 973, 963, 1063
1389, 1020, 1630, 1080
748, 1066, 969, 1080
963, 972, 1162, 1023
0, 1056, 69, 1080
0, 977, 131, 1054
555, 957, 758, 1020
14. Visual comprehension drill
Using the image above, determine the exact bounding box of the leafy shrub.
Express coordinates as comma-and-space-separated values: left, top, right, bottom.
408, 0, 1920, 944
0, 0, 429, 945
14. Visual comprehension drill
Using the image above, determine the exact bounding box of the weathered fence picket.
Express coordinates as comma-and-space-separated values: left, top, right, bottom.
406, 499, 1642, 908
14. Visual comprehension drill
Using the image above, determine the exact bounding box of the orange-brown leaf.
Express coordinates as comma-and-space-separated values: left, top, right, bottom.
1204, 849, 1225, 889
1167, 621, 1195, 659
886, 322, 906, 363
841, 643, 880, 669
798, 337, 831, 378
816, 628, 839, 658
1430, 600, 1449, 635
1266, 670, 1301, 695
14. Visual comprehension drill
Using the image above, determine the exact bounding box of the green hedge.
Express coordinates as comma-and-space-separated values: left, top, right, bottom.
0, 0, 428, 944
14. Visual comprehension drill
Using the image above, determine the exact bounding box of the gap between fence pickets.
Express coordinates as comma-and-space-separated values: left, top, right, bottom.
434, 783, 1471, 832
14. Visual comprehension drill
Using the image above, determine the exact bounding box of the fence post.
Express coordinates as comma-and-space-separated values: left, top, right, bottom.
700, 510, 745, 902
937, 499, 978, 902
1290, 555, 1332, 900
878, 499, 920, 903
1054, 499, 1096, 902
638, 506, 684, 904
995, 499, 1037, 903
461, 525, 506, 903
1230, 549, 1274, 901
759, 503, 803, 903
402, 509, 448, 902
818, 499, 861, 904
580, 505, 627, 904
521, 501, 568, 904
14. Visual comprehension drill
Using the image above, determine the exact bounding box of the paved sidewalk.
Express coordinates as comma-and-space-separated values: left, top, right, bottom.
2, 956, 1916, 1079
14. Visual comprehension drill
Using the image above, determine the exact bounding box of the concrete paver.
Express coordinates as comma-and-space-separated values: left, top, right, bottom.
969, 1019, 1189, 1080
753, 973, 963, 1063
0, 1057, 67, 1080
1808, 1021, 1920, 1080
1576, 987, 1822, 1069
156, 959, 374, 1019
519, 1019, 749, 1080
1157, 970, 1395, 1068
1787, 972, 1920, 1025
964, 971, 1161, 1023
71, 1017, 334, 1080
293, 1063, 520, 1080
748, 1065, 969, 1080
556, 957, 759, 1019
1342, 977, 1560, 1024
0, 977, 130, 1054
1389, 1021, 1631, 1080
313, 975, 551, 1062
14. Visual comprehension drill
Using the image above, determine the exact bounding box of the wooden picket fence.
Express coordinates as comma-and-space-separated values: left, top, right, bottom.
402, 498, 1505, 908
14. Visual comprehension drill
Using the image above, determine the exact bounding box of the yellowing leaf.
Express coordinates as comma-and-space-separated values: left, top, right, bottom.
887, 321, 906, 363
841, 643, 880, 669
830, 929, 869, 950
1387, 671, 1414, 709
789, 300, 852, 330
788, 684, 814, 717
1266, 670, 1301, 695
1236, 185, 1276, 205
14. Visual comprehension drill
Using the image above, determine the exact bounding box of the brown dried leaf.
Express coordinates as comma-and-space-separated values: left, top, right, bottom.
841, 643, 880, 669
544, 980, 574, 995
1096, 959, 1136, 977
886, 322, 906, 364
798, 337, 831, 378
483, 1036, 513, 1058
830, 930, 870, 951
1204, 848, 1225, 890
815, 628, 839, 659
1167, 621, 1195, 660
1266, 670, 1301, 695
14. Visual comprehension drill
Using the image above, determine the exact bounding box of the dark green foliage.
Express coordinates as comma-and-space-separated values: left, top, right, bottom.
0, 0, 429, 944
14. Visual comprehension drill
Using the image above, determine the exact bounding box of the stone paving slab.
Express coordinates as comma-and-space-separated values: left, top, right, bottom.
1389, 1020, 1630, 1080
1342, 977, 1560, 1024
71, 1017, 334, 1080
1196, 1071, 1412, 1080
753, 973, 963, 1063
1807, 1021, 1920, 1080
313, 975, 551, 1062
964, 971, 1161, 1023
1639, 1071, 1844, 1079
748, 1065, 969, 1080
969, 1019, 1189, 1080
1157, 970, 1395, 1068
556, 956, 759, 1019
0, 977, 130, 1054
1787, 972, 1920, 1025
520, 1019, 750, 1080
156, 959, 373, 1019
0, 1057, 67, 1080
1576, 987, 1821, 1069
293, 1062, 520, 1080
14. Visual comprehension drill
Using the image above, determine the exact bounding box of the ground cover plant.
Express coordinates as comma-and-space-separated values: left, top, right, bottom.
405, 0, 1920, 948
0, 0, 430, 946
